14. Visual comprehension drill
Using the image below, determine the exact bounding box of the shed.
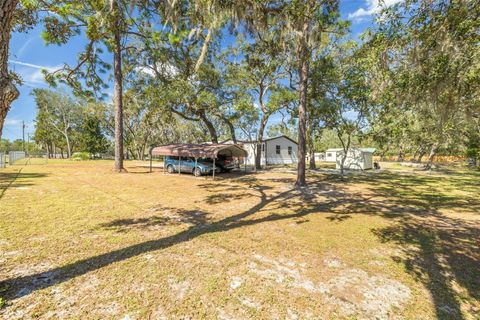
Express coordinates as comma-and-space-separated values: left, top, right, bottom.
335, 148, 376, 170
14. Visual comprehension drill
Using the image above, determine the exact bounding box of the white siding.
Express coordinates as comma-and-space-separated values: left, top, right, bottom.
325, 150, 339, 162
363, 153, 373, 169
314, 152, 325, 161
242, 143, 266, 166
264, 137, 298, 165
241, 136, 298, 166
335, 149, 373, 170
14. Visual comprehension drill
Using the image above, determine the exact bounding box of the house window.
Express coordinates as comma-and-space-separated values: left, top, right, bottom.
276, 145, 281, 154
327, 153, 332, 157
288, 146, 292, 155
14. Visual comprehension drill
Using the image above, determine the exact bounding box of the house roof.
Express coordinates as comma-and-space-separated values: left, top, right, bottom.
264, 135, 298, 145
326, 147, 376, 153
222, 135, 298, 145
151, 143, 248, 158
325, 148, 343, 152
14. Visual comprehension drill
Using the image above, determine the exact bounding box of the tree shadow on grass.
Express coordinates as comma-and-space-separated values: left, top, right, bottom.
0, 175, 341, 301
0, 180, 303, 302
98, 207, 211, 232
326, 169, 480, 319
0, 169, 49, 200
372, 215, 479, 319
0, 170, 478, 320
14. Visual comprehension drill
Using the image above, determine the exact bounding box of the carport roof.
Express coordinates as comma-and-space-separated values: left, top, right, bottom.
151, 143, 248, 158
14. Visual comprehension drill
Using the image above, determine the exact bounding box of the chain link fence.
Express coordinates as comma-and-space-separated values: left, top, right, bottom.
9, 151, 26, 165
0, 151, 48, 167
26, 153, 49, 165
0, 152, 5, 168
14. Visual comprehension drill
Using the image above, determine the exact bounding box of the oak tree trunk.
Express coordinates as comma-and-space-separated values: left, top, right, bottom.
65, 133, 72, 158
223, 118, 237, 144
198, 111, 218, 143
418, 150, 426, 163
255, 115, 268, 169
397, 151, 404, 162
309, 148, 316, 170
0, 0, 20, 139
426, 143, 438, 169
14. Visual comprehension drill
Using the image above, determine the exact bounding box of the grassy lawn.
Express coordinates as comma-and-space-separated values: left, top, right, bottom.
0, 160, 479, 319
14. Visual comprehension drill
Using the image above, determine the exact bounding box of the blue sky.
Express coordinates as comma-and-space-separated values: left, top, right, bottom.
3, 0, 394, 141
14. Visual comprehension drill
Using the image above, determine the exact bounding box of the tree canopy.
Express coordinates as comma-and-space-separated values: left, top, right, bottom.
3, 0, 479, 175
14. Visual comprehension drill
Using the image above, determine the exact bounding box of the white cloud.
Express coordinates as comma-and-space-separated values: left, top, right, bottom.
26, 69, 49, 84
17, 37, 36, 58
348, 0, 402, 20
9, 60, 57, 71
9, 59, 62, 87
4, 119, 22, 126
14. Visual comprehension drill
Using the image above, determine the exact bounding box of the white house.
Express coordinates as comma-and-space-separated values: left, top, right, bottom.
334, 148, 376, 170
314, 152, 325, 162
325, 148, 343, 162
224, 135, 298, 166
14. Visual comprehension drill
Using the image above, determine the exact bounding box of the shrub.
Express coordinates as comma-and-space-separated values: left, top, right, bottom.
71, 152, 92, 161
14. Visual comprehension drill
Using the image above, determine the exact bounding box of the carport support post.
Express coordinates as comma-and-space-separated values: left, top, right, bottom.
178, 156, 181, 174
195, 157, 197, 177
213, 157, 216, 180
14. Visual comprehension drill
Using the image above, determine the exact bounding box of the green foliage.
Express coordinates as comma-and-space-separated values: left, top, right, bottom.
32, 89, 107, 158
266, 122, 297, 141
465, 131, 480, 165
71, 152, 91, 161
0, 139, 32, 153
77, 114, 108, 156
362, 0, 480, 159
33, 89, 81, 140
10, 0, 478, 167
36, 0, 146, 99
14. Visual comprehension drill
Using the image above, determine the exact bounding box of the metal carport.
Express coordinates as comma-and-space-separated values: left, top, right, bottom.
150, 143, 248, 179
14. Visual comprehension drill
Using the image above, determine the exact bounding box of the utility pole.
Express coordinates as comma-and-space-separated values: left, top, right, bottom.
27, 132, 30, 156
22, 121, 25, 152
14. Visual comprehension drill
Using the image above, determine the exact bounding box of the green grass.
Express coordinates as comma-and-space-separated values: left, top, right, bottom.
0, 160, 478, 319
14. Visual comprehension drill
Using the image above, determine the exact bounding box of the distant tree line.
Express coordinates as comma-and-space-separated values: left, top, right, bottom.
31, 88, 210, 160
0, 138, 37, 154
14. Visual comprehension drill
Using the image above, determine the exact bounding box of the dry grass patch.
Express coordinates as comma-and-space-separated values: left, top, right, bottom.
0, 160, 479, 319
